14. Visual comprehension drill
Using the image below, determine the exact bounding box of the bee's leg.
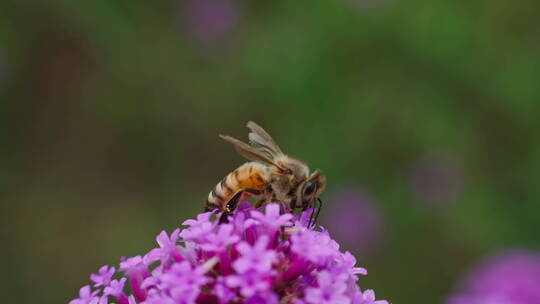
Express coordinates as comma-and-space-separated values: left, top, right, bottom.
219, 188, 262, 224
254, 186, 273, 208
288, 197, 301, 213
289, 200, 296, 211
218, 211, 231, 224
278, 200, 291, 213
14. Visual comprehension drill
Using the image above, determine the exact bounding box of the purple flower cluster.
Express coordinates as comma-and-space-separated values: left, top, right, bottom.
70, 203, 388, 304
448, 249, 540, 304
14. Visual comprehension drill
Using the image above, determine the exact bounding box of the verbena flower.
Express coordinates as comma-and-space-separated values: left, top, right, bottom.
70, 202, 389, 304
447, 249, 540, 304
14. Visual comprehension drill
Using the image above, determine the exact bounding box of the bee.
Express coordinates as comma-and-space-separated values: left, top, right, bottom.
205, 121, 326, 226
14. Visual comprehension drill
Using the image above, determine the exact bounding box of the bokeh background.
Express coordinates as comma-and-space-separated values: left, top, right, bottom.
2, 0, 540, 303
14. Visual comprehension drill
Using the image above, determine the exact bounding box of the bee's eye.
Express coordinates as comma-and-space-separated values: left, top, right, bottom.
303, 181, 317, 197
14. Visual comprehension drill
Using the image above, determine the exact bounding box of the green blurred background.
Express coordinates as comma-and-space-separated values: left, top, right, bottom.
2, 0, 540, 303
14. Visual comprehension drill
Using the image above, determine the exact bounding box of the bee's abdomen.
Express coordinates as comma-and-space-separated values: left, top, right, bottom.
205, 162, 268, 211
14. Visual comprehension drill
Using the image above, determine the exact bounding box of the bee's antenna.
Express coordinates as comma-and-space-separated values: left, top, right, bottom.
307, 206, 315, 228
307, 198, 323, 229
313, 198, 323, 227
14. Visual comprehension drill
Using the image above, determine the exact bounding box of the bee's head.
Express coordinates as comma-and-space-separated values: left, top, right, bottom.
299, 170, 326, 207
271, 156, 326, 208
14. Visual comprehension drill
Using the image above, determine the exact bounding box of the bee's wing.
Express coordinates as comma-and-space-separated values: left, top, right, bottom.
220, 135, 286, 171
246, 121, 283, 158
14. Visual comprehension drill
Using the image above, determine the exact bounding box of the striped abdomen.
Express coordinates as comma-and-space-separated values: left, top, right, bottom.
206, 162, 269, 212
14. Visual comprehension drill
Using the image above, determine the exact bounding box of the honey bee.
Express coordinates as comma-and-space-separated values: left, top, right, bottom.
205, 121, 326, 226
